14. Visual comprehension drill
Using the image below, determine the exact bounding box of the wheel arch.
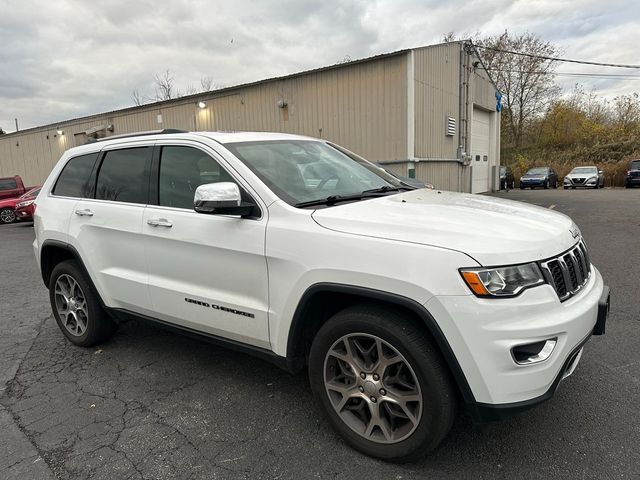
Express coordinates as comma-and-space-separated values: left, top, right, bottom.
285, 283, 476, 405
40, 240, 105, 308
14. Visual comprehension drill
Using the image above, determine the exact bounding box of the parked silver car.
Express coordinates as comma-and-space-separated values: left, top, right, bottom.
563, 166, 604, 189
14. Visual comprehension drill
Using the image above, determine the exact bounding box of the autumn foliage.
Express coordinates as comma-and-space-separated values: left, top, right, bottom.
503, 88, 640, 186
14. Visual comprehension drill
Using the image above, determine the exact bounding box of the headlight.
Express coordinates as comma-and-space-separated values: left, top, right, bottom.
460, 263, 545, 297
564, 178, 570, 183
520, 177, 524, 181
16, 200, 34, 208
586, 176, 596, 183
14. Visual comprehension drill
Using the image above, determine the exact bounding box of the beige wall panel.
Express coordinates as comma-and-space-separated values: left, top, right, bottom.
413, 43, 460, 160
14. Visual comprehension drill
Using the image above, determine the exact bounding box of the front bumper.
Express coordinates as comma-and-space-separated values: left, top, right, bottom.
625, 176, 640, 186
520, 178, 546, 186
565, 178, 597, 187
425, 267, 608, 414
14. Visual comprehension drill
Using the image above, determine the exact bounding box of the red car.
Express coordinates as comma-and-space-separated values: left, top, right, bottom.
0, 187, 41, 224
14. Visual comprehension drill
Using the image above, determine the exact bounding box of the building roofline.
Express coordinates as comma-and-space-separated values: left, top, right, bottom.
1, 40, 482, 139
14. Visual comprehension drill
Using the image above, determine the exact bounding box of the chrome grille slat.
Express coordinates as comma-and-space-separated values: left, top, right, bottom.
539, 240, 591, 302
569, 251, 583, 285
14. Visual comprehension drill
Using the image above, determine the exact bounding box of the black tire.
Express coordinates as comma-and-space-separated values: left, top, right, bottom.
563, 186, 569, 190
519, 185, 524, 190
543, 180, 549, 189
572, 186, 576, 190
49, 260, 117, 347
509, 181, 515, 189
0, 207, 16, 224
308, 305, 456, 462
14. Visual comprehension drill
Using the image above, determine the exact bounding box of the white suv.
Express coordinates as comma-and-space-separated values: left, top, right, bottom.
34, 130, 610, 461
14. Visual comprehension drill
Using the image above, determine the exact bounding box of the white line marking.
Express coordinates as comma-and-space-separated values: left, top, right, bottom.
549, 204, 556, 209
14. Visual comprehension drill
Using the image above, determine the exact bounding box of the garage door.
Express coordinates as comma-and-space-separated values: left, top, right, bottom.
471, 109, 490, 194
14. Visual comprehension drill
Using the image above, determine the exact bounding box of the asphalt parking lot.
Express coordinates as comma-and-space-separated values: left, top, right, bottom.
1, 188, 638, 479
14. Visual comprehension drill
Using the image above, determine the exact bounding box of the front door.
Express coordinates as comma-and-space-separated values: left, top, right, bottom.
142, 143, 270, 348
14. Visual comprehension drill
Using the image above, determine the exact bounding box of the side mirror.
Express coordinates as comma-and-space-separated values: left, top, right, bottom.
194, 182, 254, 216
598, 170, 603, 175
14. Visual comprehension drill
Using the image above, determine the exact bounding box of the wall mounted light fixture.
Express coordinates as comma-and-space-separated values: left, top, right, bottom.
197, 101, 207, 109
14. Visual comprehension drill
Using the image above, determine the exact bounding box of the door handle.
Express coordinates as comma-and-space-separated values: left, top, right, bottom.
75, 209, 94, 217
147, 218, 173, 228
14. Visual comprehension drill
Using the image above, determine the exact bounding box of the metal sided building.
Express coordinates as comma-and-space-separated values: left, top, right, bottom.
0, 41, 500, 193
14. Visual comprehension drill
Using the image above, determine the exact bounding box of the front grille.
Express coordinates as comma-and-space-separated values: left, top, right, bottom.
572, 177, 586, 184
539, 240, 591, 301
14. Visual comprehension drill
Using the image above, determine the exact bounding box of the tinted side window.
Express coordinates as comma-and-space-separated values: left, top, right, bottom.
0, 179, 17, 190
96, 147, 151, 204
159, 146, 234, 209
52, 153, 98, 198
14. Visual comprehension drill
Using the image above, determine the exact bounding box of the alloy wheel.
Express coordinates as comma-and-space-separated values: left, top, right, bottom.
323, 333, 423, 444
54, 274, 89, 336
0, 209, 15, 223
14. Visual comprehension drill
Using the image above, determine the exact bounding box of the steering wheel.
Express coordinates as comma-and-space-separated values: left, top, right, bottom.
315, 175, 340, 190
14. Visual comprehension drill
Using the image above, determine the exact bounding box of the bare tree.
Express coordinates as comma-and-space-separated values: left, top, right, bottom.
131, 88, 144, 106
200, 76, 214, 92
154, 70, 175, 101
474, 31, 561, 148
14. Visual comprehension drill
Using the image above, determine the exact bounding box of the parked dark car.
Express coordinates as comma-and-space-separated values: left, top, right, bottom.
499, 165, 515, 190
519, 167, 558, 189
563, 166, 604, 189
625, 160, 640, 188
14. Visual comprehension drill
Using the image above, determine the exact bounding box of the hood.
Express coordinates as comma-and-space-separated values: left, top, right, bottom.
566, 171, 597, 178
523, 173, 546, 178
311, 190, 579, 266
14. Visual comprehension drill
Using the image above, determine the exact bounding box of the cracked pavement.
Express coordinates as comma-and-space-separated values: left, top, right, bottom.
1, 189, 639, 479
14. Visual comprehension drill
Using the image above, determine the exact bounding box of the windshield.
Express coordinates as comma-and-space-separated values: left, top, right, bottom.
526, 167, 548, 175
500, 166, 506, 174
571, 167, 597, 174
630, 160, 640, 170
225, 140, 401, 206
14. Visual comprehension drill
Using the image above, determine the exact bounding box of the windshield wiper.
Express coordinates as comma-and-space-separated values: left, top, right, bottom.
295, 186, 409, 208
295, 194, 364, 208
361, 185, 410, 194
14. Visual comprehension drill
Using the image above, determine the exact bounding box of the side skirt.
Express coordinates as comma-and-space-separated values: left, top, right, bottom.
108, 308, 295, 373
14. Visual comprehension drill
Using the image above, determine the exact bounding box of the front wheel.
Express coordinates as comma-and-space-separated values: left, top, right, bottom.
49, 260, 117, 347
544, 180, 549, 189
309, 305, 456, 462
0, 208, 16, 224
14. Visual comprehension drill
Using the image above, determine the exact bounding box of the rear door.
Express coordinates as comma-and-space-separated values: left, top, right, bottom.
68, 144, 153, 313
142, 142, 270, 348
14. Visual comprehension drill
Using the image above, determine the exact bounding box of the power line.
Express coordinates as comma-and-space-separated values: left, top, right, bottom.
486, 69, 640, 80
475, 44, 640, 69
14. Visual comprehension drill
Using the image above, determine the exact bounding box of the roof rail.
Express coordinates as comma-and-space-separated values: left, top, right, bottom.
88, 129, 189, 143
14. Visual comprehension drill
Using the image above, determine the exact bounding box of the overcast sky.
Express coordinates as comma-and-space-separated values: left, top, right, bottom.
1, 0, 639, 132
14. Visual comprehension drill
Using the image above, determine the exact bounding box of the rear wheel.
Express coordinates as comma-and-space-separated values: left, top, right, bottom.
309, 305, 456, 462
49, 260, 117, 347
0, 208, 16, 224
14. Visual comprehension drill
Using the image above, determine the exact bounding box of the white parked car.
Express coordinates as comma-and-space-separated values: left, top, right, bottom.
564, 166, 605, 189
33, 130, 610, 462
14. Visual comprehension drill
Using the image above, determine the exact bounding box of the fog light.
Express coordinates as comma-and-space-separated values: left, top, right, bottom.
511, 338, 557, 365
